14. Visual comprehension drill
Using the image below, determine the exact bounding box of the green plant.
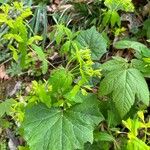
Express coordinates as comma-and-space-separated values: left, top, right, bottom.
9, 67, 103, 150
98, 56, 149, 118
121, 110, 150, 149
114, 40, 150, 77
28, 0, 53, 47
0, 2, 32, 68
0, 2, 48, 75
0, 1, 150, 149
51, 25, 107, 59
102, 0, 134, 29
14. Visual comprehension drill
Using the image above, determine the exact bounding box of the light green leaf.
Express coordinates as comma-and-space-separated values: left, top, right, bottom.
48, 67, 73, 94
20, 8, 32, 19
22, 94, 104, 150
31, 44, 48, 74
60, 41, 71, 53
76, 26, 107, 60
127, 137, 150, 150
4, 33, 23, 42
102, 10, 111, 27
99, 68, 149, 117
8, 45, 18, 61
110, 11, 121, 27
27, 36, 43, 45
122, 118, 140, 136
30, 81, 52, 108
114, 40, 150, 57
104, 0, 134, 12
0, 99, 15, 117
55, 24, 72, 45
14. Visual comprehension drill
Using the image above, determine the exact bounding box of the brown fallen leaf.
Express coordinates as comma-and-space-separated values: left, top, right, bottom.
0, 65, 10, 80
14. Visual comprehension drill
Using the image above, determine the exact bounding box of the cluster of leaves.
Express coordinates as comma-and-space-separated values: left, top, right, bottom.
0, 0, 150, 150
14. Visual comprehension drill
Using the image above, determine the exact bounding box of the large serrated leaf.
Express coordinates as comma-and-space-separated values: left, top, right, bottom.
99, 68, 149, 117
22, 94, 104, 150
76, 26, 107, 60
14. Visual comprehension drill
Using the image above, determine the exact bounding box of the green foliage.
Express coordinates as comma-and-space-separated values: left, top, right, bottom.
102, 10, 121, 28
32, 0, 50, 4
51, 25, 107, 60
99, 57, 149, 117
0, 99, 15, 117
6, 62, 22, 76
25, 67, 79, 108
0, 1, 150, 150
94, 132, 115, 143
102, 0, 134, 28
27, 80, 52, 108
0, 2, 44, 73
76, 26, 107, 60
104, 0, 134, 12
114, 40, 150, 78
31, 44, 48, 74
73, 47, 101, 81
22, 94, 104, 150
29, 2, 48, 47
48, 67, 73, 94
143, 19, 150, 39
122, 111, 150, 149
131, 59, 150, 77
114, 40, 150, 58
50, 24, 79, 55
0, 2, 32, 68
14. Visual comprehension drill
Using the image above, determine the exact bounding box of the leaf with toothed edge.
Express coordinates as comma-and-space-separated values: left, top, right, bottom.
22, 94, 104, 150
99, 67, 149, 118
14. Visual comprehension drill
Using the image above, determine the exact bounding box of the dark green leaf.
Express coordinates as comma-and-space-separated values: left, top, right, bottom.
76, 26, 107, 60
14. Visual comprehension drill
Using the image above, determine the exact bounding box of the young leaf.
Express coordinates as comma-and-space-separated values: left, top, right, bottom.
99, 68, 149, 117
110, 11, 121, 27
76, 26, 107, 60
60, 41, 71, 54
27, 36, 43, 45
48, 67, 73, 94
127, 137, 150, 150
29, 81, 52, 108
102, 10, 111, 27
104, 0, 134, 12
3, 33, 23, 42
22, 94, 104, 150
8, 45, 18, 61
0, 99, 15, 117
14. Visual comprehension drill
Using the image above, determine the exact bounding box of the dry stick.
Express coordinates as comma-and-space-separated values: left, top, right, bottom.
0, 57, 12, 67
